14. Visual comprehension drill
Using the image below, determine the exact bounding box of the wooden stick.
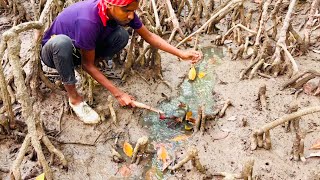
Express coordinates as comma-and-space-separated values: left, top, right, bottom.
132, 100, 164, 115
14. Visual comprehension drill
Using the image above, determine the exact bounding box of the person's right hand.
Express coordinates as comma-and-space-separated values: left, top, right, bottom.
115, 93, 135, 107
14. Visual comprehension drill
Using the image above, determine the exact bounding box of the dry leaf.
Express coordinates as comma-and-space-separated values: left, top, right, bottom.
35, 173, 45, 180
123, 142, 133, 157
170, 134, 190, 142
157, 145, 172, 171
184, 124, 193, 131
119, 165, 132, 177
188, 66, 197, 80
187, 117, 196, 124
185, 111, 192, 120
310, 140, 320, 150
198, 72, 206, 79
157, 145, 169, 163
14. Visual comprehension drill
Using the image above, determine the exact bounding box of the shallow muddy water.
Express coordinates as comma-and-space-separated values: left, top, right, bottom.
140, 46, 224, 178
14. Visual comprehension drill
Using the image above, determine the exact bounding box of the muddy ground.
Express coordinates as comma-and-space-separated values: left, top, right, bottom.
1, 1, 320, 180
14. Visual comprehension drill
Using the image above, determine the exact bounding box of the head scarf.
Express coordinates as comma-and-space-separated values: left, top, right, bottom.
98, 0, 137, 26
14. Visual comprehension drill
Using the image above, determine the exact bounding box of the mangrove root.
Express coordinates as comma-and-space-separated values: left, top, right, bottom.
251, 106, 320, 150
111, 148, 125, 163
257, 84, 267, 111
107, 95, 117, 125
213, 159, 254, 180
219, 99, 232, 118
131, 136, 149, 164
281, 70, 320, 90
169, 146, 205, 173
291, 130, 306, 162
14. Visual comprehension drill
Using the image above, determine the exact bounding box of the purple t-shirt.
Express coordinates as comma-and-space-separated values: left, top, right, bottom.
42, 0, 143, 50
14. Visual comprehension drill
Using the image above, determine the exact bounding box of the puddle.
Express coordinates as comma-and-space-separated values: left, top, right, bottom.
139, 46, 224, 179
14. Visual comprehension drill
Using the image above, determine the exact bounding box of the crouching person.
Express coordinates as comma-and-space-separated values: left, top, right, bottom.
41, 0, 202, 124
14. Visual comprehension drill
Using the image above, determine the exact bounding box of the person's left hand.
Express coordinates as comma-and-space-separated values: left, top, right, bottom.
179, 50, 202, 64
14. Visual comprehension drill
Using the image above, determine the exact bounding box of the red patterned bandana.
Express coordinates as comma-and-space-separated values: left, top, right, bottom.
98, 0, 136, 26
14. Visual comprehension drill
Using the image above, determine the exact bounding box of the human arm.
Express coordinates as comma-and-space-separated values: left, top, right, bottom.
80, 49, 135, 107
135, 25, 202, 63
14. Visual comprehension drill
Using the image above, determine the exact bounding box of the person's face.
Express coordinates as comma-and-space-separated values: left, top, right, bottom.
107, 1, 139, 25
